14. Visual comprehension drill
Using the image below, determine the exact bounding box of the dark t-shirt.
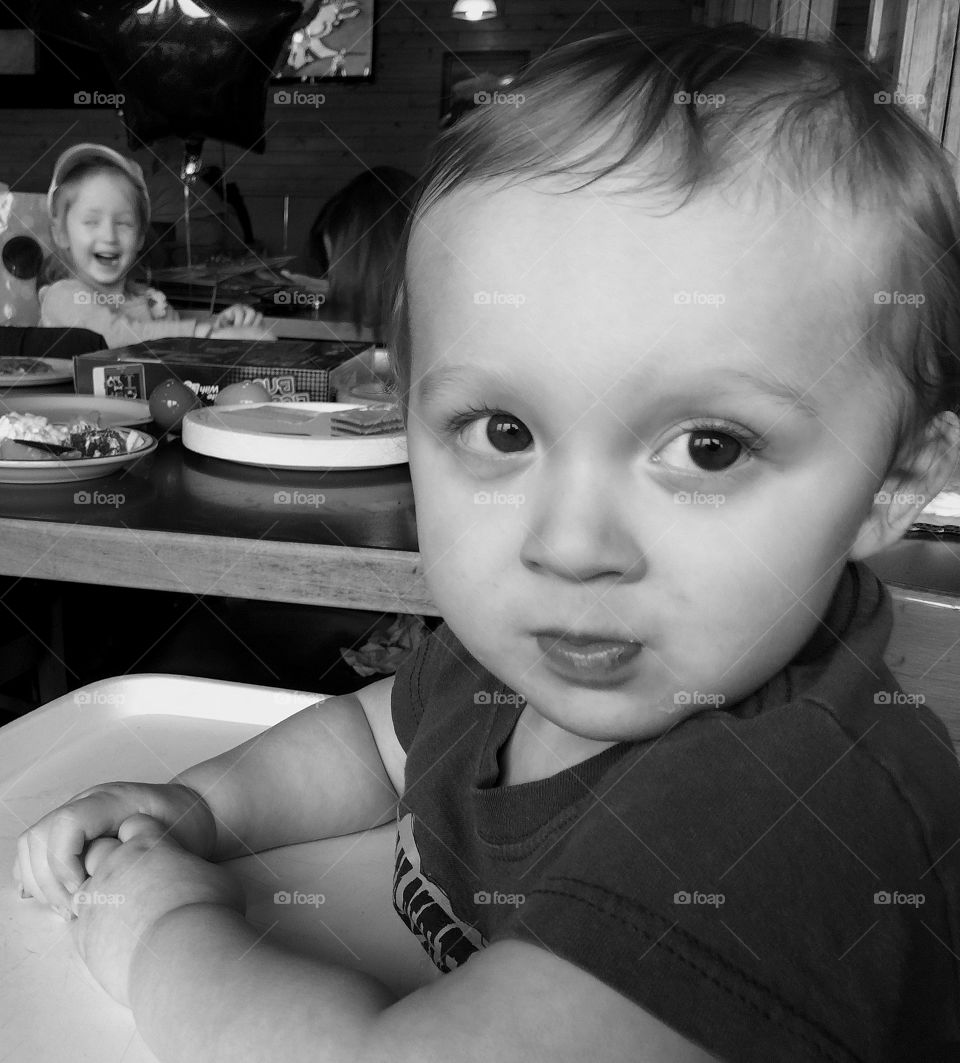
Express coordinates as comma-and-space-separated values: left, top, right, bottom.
391, 562, 960, 1062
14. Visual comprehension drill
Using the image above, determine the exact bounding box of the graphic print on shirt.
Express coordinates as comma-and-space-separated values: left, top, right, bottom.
393, 811, 486, 971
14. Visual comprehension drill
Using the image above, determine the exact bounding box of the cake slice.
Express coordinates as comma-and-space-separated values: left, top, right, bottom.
330, 405, 404, 437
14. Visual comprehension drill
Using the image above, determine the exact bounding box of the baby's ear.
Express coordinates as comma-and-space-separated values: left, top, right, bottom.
851, 410, 960, 560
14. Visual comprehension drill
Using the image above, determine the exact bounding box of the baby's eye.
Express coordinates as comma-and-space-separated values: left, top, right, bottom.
656, 426, 751, 474
457, 411, 533, 455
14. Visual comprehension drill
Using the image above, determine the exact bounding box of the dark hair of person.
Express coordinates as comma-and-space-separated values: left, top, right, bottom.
389, 24, 960, 451
310, 166, 417, 334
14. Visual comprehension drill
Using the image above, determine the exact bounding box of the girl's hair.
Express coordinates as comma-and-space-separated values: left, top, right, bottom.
49, 159, 150, 238
389, 24, 960, 445
310, 166, 417, 335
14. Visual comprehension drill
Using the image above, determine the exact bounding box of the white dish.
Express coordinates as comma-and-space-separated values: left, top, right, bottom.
0, 356, 73, 386
0, 393, 151, 427
182, 402, 407, 470
0, 426, 157, 484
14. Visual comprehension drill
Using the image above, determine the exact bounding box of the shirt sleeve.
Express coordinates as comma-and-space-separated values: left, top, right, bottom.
39, 280, 204, 348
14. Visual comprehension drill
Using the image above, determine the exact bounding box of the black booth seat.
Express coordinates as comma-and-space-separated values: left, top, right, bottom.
0, 326, 106, 360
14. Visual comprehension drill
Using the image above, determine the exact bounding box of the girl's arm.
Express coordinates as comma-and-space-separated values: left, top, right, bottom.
39, 280, 211, 347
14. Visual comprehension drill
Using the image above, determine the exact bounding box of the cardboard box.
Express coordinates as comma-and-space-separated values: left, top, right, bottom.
73, 337, 372, 405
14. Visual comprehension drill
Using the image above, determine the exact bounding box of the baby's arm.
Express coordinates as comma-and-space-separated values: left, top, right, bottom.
15, 677, 402, 909
175, 676, 402, 859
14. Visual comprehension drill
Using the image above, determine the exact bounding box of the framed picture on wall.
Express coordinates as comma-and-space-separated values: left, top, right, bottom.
0, 0, 114, 108
440, 50, 531, 124
273, 0, 375, 82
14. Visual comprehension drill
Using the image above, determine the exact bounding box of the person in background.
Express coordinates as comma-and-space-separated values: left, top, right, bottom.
15, 26, 960, 1061
293, 166, 416, 338
39, 143, 273, 347
138, 136, 255, 268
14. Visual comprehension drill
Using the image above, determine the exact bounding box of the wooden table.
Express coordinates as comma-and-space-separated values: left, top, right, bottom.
0, 426, 436, 617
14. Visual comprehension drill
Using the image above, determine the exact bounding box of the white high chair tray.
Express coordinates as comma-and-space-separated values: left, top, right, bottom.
0, 356, 73, 387
0, 674, 436, 1063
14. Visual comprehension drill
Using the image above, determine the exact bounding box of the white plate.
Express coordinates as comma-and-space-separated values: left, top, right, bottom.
0, 356, 73, 386
0, 393, 151, 427
0, 426, 157, 483
182, 402, 407, 470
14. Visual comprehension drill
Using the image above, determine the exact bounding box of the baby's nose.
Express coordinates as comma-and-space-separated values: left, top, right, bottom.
519, 458, 646, 583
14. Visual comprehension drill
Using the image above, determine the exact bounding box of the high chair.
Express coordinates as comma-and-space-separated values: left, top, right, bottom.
885, 586, 960, 756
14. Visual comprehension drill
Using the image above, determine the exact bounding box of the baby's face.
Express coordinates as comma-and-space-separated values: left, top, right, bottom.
405, 182, 899, 742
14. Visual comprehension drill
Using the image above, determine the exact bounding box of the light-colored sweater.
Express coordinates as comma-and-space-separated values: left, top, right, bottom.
39, 279, 210, 348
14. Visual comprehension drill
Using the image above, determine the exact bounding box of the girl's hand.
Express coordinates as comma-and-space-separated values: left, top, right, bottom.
209, 324, 276, 342
213, 303, 263, 329
72, 814, 245, 1007
14, 782, 217, 914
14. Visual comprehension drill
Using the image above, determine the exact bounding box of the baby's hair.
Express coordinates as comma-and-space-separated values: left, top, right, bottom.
50, 159, 150, 237
389, 24, 960, 447
310, 166, 417, 334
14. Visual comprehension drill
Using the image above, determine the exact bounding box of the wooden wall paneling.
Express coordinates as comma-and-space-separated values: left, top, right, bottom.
866, 0, 907, 69
894, 0, 960, 139
772, 0, 839, 39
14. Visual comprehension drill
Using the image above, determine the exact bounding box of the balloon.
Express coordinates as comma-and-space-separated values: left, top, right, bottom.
0, 190, 58, 326
36, 0, 303, 151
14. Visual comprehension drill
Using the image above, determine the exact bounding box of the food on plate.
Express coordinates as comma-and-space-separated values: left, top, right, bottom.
0, 357, 57, 377
0, 411, 73, 445
0, 409, 147, 461
0, 438, 79, 461
330, 405, 404, 437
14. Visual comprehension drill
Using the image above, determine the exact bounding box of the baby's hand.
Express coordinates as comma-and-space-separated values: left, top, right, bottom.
72, 814, 244, 1006
14, 782, 216, 915
212, 303, 263, 330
